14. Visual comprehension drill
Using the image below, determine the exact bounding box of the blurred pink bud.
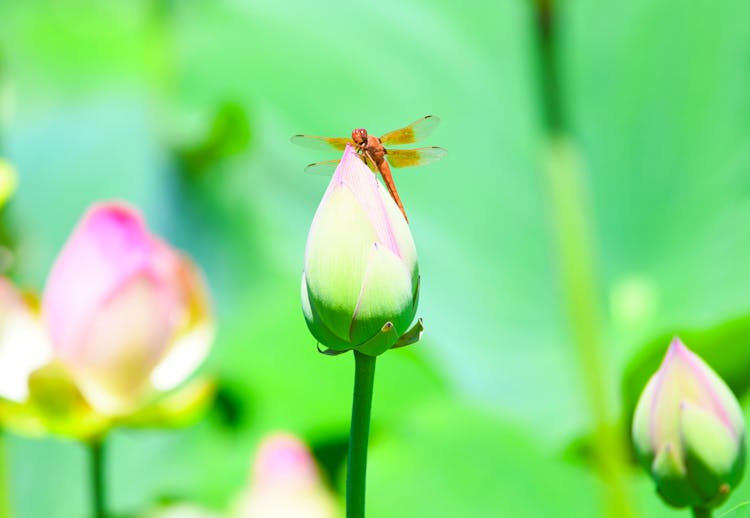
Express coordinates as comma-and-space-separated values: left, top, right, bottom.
42, 203, 214, 415
253, 434, 319, 489
0, 278, 51, 402
234, 433, 338, 518
632, 338, 745, 509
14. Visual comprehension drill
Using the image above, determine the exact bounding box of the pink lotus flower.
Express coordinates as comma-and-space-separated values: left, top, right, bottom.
42, 203, 213, 415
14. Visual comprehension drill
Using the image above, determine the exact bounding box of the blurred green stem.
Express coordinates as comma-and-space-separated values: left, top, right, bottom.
545, 140, 635, 517
0, 435, 10, 518
146, 0, 176, 99
346, 351, 376, 518
692, 508, 711, 518
89, 437, 107, 518
532, 1, 636, 516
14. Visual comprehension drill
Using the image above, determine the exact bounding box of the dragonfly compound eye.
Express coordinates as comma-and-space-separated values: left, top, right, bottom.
351, 128, 368, 145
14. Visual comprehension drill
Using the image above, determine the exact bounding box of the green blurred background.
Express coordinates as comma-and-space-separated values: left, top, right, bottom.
1, 0, 750, 516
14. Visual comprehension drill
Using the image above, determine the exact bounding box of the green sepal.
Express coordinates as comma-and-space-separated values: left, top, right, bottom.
652, 442, 703, 508
391, 318, 424, 349
354, 322, 400, 357
317, 344, 352, 356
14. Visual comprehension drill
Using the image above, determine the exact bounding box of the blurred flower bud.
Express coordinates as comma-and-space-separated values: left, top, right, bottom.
632, 338, 745, 509
0, 158, 16, 209
0, 278, 51, 402
234, 433, 338, 518
42, 203, 214, 415
301, 145, 420, 356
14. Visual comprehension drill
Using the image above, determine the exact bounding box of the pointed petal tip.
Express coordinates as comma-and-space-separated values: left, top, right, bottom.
340, 143, 358, 164
84, 200, 144, 225
669, 336, 688, 354
663, 337, 692, 366
331, 144, 363, 183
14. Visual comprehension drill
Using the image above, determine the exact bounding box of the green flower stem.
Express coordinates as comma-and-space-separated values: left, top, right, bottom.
0, 434, 10, 518
88, 437, 108, 518
545, 140, 635, 517
692, 508, 712, 518
346, 351, 377, 518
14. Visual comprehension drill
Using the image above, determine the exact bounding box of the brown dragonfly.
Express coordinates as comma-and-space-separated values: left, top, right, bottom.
291, 115, 447, 222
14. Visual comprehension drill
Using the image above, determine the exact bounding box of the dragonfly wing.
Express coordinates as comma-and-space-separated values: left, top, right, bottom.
290, 134, 352, 152
379, 115, 441, 146
304, 160, 340, 176
304, 154, 378, 176
386, 147, 448, 168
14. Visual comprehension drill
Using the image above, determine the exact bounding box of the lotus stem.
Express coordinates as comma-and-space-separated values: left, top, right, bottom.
346, 351, 377, 518
89, 437, 107, 518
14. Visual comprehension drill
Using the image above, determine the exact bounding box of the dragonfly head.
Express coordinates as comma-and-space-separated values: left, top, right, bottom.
351, 128, 368, 147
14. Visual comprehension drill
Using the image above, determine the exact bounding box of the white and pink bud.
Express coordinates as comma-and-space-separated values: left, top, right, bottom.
632, 338, 745, 509
301, 145, 420, 356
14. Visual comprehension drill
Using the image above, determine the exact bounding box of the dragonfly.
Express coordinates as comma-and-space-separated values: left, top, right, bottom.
291, 115, 447, 222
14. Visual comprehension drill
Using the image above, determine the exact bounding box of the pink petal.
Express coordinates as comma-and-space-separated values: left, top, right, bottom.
649, 338, 739, 449
328, 145, 401, 258
43, 203, 154, 356
72, 273, 174, 412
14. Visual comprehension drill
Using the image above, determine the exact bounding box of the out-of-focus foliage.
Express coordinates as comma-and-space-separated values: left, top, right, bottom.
722, 503, 750, 518
0, 0, 748, 516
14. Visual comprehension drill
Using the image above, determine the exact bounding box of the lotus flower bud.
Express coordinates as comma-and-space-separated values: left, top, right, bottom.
42, 203, 214, 415
233, 433, 338, 518
301, 145, 420, 356
632, 338, 746, 509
